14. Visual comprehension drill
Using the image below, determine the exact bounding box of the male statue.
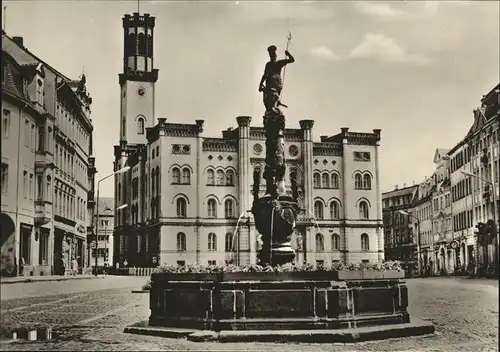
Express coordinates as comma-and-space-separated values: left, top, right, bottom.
258, 45, 295, 114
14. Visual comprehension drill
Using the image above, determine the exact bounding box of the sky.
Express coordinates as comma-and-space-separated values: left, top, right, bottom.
3, 0, 499, 197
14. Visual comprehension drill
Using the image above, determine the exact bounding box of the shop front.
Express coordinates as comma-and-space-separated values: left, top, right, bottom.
54, 227, 84, 275
0, 213, 17, 276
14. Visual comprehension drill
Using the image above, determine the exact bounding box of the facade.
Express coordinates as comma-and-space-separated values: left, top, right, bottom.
411, 178, 434, 274
112, 12, 385, 269
382, 83, 499, 276
1, 32, 96, 277
430, 149, 453, 274
448, 83, 499, 275
382, 184, 418, 273
89, 197, 114, 268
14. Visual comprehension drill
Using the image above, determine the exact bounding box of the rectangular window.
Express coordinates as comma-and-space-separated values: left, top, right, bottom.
29, 173, 33, 200
208, 260, 216, 266
24, 119, 29, 146
23, 171, 28, 197
30, 123, 35, 150
2, 109, 10, 139
39, 231, 49, 265
37, 175, 43, 200
1, 163, 8, 194
177, 260, 186, 267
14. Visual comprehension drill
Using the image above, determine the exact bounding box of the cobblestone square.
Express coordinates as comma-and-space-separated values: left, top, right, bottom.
0, 276, 497, 351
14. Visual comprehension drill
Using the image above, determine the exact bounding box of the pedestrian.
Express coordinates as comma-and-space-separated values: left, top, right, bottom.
72, 257, 78, 276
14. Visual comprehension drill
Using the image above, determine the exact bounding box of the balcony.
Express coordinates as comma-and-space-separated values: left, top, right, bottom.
35, 150, 54, 172
34, 200, 52, 226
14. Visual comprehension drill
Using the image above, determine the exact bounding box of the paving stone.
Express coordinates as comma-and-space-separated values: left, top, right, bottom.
0, 277, 497, 351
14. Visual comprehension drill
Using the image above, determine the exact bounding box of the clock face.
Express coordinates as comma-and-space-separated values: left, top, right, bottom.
137, 87, 146, 97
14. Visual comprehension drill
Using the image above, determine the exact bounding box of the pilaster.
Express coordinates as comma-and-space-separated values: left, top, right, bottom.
299, 120, 314, 215
373, 129, 384, 262
236, 116, 252, 263
195, 120, 204, 264
340, 127, 349, 263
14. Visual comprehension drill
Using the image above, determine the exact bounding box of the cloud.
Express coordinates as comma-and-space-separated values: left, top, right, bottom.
354, 1, 471, 20
353, 2, 415, 20
311, 46, 340, 61
347, 33, 432, 66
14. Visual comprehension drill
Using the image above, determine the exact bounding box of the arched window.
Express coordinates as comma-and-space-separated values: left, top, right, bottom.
361, 233, 369, 251
363, 174, 371, 190
315, 233, 324, 251
207, 169, 215, 185
176, 198, 187, 218
126, 33, 136, 56
331, 174, 339, 189
137, 32, 146, 56
151, 197, 156, 219
226, 170, 235, 186
207, 199, 217, 218
354, 174, 363, 189
314, 201, 324, 219
332, 234, 340, 251
172, 167, 180, 184
313, 172, 321, 188
208, 233, 217, 251
225, 233, 233, 252
177, 232, 186, 251
290, 169, 298, 184
182, 168, 190, 184
137, 117, 145, 135
151, 171, 155, 194
330, 201, 339, 219
224, 199, 234, 218
216, 170, 224, 185
322, 173, 330, 188
147, 33, 153, 55
155, 166, 160, 193
359, 201, 369, 219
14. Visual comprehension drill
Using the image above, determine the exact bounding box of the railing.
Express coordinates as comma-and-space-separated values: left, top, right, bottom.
113, 267, 157, 276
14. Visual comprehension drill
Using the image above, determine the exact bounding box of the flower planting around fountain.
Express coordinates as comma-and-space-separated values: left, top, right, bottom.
125, 261, 435, 343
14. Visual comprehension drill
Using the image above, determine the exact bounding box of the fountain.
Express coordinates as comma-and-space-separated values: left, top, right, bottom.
125, 44, 434, 343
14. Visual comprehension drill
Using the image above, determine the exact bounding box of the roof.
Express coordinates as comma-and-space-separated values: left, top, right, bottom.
2, 33, 71, 81
382, 185, 418, 199
1, 51, 38, 112
97, 197, 115, 215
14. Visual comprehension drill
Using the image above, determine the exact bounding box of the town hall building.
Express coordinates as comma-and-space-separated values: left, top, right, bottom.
112, 12, 385, 268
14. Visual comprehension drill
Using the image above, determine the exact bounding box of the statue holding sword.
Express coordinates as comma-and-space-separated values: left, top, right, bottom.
258, 32, 294, 115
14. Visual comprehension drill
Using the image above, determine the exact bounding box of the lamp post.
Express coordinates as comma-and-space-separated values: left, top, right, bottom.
460, 170, 498, 270
94, 166, 130, 276
101, 206, 113, 271
398, 210, 422, 276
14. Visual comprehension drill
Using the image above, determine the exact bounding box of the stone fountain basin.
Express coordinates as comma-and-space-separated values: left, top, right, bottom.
125, 270, 434, 342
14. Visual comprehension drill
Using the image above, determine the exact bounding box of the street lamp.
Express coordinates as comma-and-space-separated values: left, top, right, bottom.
398, 210, 422, 275
94, 166, 130, 276
460, 169, 498, 269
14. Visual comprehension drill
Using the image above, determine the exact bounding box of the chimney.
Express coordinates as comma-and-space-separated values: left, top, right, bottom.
12, 36, 24, 47
395, 184, 399, 190
403, 183, 406, 188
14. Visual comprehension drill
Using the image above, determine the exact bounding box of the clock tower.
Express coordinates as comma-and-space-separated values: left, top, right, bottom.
118, 12, 159, 145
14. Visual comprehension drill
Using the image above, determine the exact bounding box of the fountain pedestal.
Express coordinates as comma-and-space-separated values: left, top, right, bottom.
252, 195, 298, 266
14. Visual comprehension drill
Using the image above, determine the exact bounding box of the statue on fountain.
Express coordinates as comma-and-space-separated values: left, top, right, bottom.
258, 45, 295, 116
252, 44, 299, 267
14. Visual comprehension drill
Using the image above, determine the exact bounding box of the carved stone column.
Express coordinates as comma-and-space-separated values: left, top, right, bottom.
237, 116, 252, 264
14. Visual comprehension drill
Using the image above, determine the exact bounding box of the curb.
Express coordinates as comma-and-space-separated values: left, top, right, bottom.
131, 290, 150, 293
0, 276, 107, 285
124, 319, 435, 343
